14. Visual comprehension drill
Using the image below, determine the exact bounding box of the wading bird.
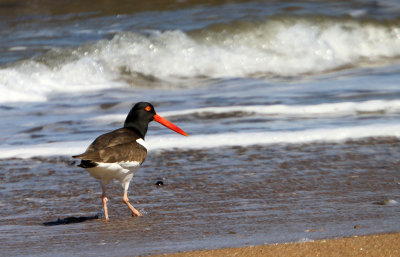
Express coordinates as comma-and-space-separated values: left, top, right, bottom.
73, 102, 188, 220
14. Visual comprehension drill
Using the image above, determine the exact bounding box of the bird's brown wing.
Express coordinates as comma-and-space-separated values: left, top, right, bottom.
73, 128, 147, 164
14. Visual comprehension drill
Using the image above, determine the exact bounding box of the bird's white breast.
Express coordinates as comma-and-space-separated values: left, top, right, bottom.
86, 161, 141, 185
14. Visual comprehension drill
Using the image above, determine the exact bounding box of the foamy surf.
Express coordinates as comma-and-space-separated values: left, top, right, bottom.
2, 123, 400, 159
163, 99, 400, 118
89, 99, 400, 124
1, 16, 400, 103
148, 123, 400, 150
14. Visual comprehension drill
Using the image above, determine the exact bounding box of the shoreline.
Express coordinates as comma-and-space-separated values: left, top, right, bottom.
152, 232, 400, 257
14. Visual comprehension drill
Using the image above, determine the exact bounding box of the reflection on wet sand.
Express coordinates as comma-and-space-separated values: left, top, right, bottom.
1, 138, 399, 256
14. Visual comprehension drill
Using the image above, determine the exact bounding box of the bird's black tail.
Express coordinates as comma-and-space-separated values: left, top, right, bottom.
74, 158, 98, 168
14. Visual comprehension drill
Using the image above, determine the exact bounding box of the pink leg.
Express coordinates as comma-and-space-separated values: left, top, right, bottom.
122, 190, 142, 217
101, 183, 109, 221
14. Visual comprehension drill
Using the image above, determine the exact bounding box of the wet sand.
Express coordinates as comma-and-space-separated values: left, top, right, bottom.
154, 232, 400, 257
1, 138, 399, 256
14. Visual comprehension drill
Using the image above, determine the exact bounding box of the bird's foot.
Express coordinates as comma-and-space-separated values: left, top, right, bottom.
131, 209, 142, 217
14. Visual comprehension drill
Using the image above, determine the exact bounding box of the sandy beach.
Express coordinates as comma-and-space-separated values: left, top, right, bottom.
154, 232, 400, 257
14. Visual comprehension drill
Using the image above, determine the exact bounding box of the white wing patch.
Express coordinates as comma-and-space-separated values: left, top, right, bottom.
136, 138, 148, 150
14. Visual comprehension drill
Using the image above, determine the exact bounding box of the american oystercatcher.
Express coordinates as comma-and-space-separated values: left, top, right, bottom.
73, 102, 188, 220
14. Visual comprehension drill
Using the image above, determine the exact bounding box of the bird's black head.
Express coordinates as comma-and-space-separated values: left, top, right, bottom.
124, 101, 188, 139
124, 102, 156, 138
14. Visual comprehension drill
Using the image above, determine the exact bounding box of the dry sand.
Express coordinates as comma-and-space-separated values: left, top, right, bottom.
152, 232, 400, 257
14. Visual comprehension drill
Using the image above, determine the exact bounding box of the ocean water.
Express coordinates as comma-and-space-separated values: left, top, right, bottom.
1, 0, 400, 256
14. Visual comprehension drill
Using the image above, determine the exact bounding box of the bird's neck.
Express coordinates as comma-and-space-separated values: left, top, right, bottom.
123, 121, 148, 139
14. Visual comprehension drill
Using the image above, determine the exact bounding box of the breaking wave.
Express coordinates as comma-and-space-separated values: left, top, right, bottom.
1, 15, 400, 103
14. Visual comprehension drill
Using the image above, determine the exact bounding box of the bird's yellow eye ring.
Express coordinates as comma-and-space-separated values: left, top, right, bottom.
145, 106, 152, 112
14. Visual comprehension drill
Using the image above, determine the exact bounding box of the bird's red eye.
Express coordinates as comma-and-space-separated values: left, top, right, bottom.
145, 106, 152, 112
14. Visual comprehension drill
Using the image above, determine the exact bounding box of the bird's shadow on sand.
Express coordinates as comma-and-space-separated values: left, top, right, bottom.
43, 214, 99, 226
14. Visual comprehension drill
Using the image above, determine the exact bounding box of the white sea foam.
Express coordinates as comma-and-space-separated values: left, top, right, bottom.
147, 123, 400, 150
89, 100, 400, 124
295, 238, 314, 243
0, 57, 123, 103
98, 18, 400, 79
1, 17, 400, 103
2, 123, 400, 159
0, 141, 90, 159
165, 100, 400, 117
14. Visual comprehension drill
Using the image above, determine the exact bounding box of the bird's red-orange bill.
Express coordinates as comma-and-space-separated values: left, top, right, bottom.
153, 114, 188, 136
